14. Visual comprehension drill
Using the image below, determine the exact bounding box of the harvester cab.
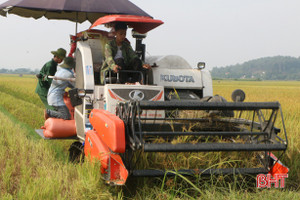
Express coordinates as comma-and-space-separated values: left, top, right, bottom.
36, 15, 288, 185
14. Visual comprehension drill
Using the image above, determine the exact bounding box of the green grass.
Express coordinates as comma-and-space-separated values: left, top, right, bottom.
0, 107, 114, 199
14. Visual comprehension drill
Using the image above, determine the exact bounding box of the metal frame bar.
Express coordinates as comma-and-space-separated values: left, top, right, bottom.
137, 131, 268, 136
143, 143, 287, 152
139, 101, 280, 110
132, 168, 268, 177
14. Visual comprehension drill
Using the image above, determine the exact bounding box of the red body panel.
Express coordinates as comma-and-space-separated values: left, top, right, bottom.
84, 130, 110, 170
89, 109, 125, 153
268, 153, 289, 176
84, 130, 128, 185
109, 154, 129, 185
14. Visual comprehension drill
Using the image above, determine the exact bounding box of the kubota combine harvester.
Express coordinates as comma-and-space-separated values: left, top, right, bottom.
36, 15, 288, 185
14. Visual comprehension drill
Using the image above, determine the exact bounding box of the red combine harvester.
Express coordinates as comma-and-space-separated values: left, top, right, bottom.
35, 15, 288, 185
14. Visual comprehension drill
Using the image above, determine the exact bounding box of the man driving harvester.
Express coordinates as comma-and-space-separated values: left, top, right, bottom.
101, 22, 151, 84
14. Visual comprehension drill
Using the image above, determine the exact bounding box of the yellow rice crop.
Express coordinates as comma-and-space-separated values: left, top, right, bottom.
0, 74, 299, 198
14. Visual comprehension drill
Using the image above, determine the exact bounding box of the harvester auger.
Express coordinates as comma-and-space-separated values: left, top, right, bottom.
35, 15, 288, 185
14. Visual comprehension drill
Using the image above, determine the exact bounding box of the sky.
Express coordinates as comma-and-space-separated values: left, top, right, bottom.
0, 0, 300, 71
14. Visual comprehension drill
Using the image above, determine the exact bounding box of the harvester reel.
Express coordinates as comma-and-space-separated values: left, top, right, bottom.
117, 100, 288, 178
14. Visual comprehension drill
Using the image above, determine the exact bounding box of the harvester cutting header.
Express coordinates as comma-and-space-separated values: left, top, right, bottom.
33, 13, 289, 185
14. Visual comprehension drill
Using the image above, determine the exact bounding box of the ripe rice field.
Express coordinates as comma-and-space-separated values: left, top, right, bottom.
0, 74, 299, 199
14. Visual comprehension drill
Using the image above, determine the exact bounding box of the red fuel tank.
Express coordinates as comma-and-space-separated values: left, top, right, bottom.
89, 109, 125, 153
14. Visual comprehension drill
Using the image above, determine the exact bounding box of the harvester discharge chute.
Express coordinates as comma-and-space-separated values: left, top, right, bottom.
116, 100, 288, 178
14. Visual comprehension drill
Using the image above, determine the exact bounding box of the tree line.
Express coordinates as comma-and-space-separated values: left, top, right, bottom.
2, 55, 300, 80
211, 56, 300, 80
0, 68, 39, 75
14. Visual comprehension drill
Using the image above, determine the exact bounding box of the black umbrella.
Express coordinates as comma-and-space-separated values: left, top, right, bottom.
0, 0, 152, 23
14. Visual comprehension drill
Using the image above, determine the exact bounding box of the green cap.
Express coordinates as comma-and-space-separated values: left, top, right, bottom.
51, 48, 66, 60
60, 57, 75, 69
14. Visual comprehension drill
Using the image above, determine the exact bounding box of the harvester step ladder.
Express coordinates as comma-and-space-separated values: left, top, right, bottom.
143, 143, 287, 152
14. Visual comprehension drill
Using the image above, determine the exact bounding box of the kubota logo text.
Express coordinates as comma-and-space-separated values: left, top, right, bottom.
129, 90, 145, 101
160, 74, 195, 82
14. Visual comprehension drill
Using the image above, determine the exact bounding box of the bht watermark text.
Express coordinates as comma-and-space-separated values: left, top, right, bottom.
256, 174, 288, 188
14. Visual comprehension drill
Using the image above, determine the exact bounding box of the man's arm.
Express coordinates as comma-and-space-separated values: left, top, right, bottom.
64, 70, 76, 88
40, 62, 54, 87
67, 75, 75, 88
39, 63, 48, 81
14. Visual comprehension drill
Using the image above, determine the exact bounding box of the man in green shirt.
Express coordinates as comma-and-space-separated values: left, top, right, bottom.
101, 22, 151, 84
35, 48, 66, 112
